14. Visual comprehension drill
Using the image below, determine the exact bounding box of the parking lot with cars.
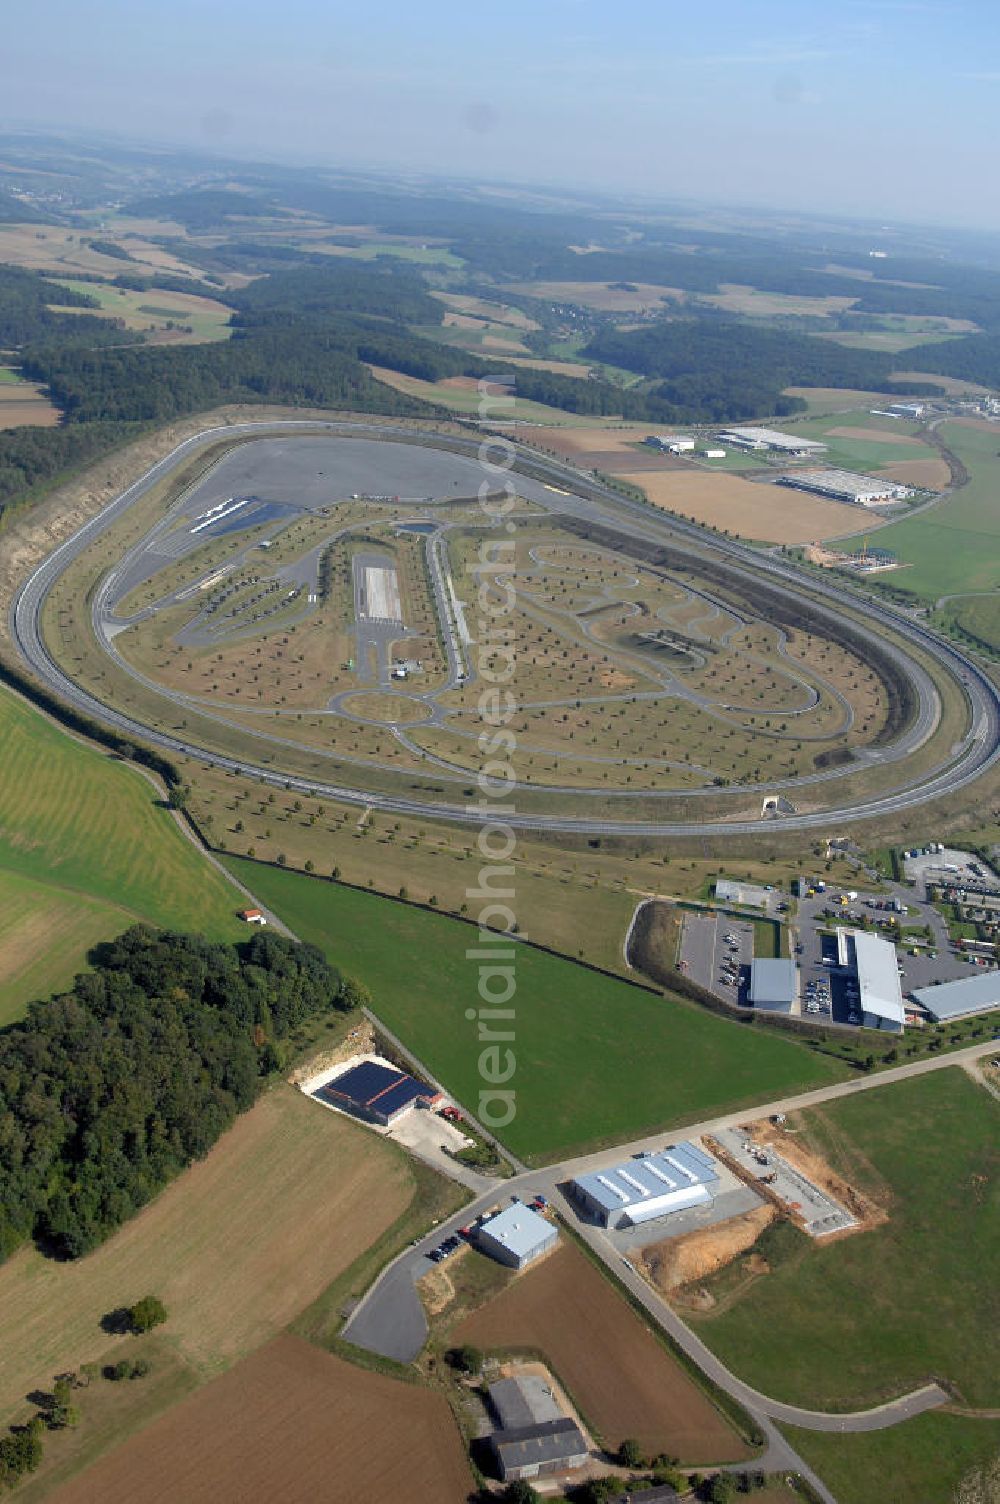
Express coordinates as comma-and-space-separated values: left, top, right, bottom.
423, 1195, 552, 1266
793, 881, 976, 1023
678, 912, 754, 1003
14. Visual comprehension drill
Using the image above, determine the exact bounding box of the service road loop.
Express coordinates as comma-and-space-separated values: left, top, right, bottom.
11, 418, 1000, 838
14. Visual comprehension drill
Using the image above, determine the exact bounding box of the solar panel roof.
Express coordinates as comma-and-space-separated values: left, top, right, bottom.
315, 1060, 431, 1113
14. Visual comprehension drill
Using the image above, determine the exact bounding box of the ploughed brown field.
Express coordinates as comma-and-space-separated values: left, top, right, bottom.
877, 457, 950, 490
45, 1335, 475, 1504
453, 1242, 753, 1463
513, 421, 652, 457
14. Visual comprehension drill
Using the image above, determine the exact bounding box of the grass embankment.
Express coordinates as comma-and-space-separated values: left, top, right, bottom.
686, 1068, 999, 1410
0, 684, 246, 1024
222, 861, 849, 1163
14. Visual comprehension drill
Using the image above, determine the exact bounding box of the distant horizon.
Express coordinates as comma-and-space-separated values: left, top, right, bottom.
5, 116, 1000, 253
2, 0, 999, 233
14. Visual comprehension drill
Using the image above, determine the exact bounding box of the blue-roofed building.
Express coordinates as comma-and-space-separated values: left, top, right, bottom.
912, 971, 1000, 1022
478, 1202, 558, 1269
569, 1142, 719, 1229
314, 1059, 440, 1125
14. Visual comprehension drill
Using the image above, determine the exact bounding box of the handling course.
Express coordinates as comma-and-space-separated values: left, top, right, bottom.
11, 417, 1000, 838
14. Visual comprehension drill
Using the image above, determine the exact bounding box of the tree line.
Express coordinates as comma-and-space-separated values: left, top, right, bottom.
582, 318, 943, 419
0, 265, 138, 349
0, 926, 356, 1262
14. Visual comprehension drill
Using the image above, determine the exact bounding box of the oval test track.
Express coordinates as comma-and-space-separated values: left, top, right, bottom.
11, 418, 1000, 838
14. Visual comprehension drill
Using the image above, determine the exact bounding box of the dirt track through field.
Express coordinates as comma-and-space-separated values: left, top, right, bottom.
454, 1241, 751, 1462
46, 1335, 473, 1504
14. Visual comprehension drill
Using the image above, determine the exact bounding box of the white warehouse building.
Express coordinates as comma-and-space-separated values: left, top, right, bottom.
569, 1141, 719, 1229
778, 468, 913, 507
912, 972, 1000, 1023
716, 426, 827, 456
478, 1202, 558, 1269
836, 927, 905, 1033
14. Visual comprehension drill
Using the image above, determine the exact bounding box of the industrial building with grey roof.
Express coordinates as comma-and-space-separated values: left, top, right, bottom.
570, 1141, 719, 1228
912, 971, 1000, 1022
491, 1418, 589, 1482
836, 927, 905, 1032
749, 957, 797, 1012
478, 1202, 558, 1269
778, 468, 913, 506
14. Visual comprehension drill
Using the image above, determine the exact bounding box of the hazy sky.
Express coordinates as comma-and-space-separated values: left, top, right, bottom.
5, 0, 999, 226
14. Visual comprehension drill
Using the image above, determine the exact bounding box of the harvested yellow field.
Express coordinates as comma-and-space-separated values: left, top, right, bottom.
0, 379, 59, 428
433, 291, 539, 330
505, 279, 684, 312
504, 355, 593, 378
704, 285, 857, 318
828, 425, 923, 446
617, 469, 866, 542
0, 1083, 414, 1424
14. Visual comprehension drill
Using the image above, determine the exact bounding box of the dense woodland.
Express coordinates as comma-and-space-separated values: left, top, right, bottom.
0, 266, 137, 349
583, 319, 943, 418
0, 927, 353, 1262
0, 421, 145, 518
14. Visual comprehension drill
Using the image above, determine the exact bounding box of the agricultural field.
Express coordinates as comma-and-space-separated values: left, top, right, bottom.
0, 223, 208, 283
431, 291, 539, 330
0, 365, 60, 427
0, 867, 137, 1026
317, 237, 465, 267
701, 284, 857, 320
683, 1068, 999, 1410
503, 278, 685, 312
418, 312, 532, 356
0, 1084, 415, 1428
782, 1413, 1000, 1504
49, 276, 232, 344
840, 420, 1000, 598
453, 1240, 754, 1463
0, 684, 245, 1024
367, 364, 598, 422
44, 1335, 473, 1504
220, 861, 849, 1162
614, 467, 865, 542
